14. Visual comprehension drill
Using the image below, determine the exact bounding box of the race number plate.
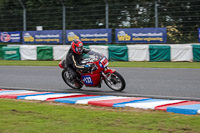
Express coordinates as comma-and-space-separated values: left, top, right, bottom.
99, 56, 109, 68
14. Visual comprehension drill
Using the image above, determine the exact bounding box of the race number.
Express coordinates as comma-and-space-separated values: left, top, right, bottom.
99, 56, 109, 68
82, 76, 93, 85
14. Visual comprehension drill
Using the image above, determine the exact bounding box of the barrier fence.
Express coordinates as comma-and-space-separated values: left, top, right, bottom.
1, 44, 200, 62
0, 0, 199, 44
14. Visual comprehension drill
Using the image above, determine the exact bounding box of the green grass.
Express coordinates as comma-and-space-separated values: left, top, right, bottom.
0, 61, 200, 132
110, 61, 200, 68
0, 60, 200, 68
0, 99, 200, 133
0, 60, 60, 66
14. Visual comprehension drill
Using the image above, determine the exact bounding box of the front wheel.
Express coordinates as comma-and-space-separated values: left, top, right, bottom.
62, 69, 83, 89
104, 71, 126, 91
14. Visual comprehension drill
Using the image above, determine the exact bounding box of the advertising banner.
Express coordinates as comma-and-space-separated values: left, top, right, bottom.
115, 28, 167, 43
23, 30, 62, 44
0, 31, 21, 42
198, 28, 200, 42
66, 29, 112, 43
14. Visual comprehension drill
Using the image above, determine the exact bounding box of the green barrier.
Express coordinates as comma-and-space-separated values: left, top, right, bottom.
0, 45, 6, 59
192, 45, 200, 62
149, 45, 170, 62
108, 46, 128, 61
84, 45, 90, 49
82, 46, 90, 58
37, 46, 53, 60
3, 46, 21, 60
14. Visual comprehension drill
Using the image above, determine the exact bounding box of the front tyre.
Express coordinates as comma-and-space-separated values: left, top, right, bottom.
62, 69, 83, 89
104, 71, 126, 91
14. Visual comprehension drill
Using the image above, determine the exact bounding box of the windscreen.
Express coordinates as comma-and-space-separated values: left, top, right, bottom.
82, 49, 103, 62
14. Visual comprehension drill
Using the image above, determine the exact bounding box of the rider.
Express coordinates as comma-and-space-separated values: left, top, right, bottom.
65, 39, 91, 86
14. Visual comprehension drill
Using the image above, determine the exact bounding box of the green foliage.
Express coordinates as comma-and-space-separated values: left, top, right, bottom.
158, 1, 200, 43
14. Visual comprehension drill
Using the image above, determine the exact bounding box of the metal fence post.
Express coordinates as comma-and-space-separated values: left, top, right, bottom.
18, 0, 26, 31
154, 0, 158, 28
105, 0, 109, 29
60, 0, 66, 45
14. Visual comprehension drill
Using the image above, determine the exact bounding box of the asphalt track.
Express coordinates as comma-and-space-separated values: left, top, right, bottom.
0, 66, 200, 101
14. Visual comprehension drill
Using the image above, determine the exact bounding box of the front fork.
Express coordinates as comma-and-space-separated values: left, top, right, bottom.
101, 67, 116, 81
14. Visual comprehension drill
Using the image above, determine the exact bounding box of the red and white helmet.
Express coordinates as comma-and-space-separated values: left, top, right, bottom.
71, 39, 83, 55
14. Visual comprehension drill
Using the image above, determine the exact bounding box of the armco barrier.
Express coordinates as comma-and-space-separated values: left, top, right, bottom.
127, 45, 150, 61
20, 45, 37, 60
170, 45, 193, 62
53, 45, 70, 60
192, 44, 200, 62
0, 45, 6, 59
2, 46, 21, 60
108, 45, 128, 61
37, 46, 53, 60
149, 45, 170, 62
1, 44, 200, 62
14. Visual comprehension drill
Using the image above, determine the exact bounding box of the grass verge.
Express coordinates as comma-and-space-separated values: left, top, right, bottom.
0, 99, 200, 133
0, 60, 200, 68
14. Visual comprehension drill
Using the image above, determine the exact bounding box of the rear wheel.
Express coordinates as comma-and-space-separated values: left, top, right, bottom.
104, 71, 126, 91
62, 69, 83, 89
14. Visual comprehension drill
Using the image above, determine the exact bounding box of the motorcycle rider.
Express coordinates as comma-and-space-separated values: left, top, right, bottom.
65, 39, 91, 87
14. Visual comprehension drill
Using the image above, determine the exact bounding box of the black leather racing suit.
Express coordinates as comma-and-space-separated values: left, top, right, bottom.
65, 48, 90, 79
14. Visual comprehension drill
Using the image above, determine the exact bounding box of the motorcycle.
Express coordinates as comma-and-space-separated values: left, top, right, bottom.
59, 49, 126, 91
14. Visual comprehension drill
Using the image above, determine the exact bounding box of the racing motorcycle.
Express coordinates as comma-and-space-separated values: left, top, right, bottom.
59, 49, 126, 91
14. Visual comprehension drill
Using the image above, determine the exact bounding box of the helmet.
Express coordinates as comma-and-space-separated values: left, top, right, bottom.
71, 39, 83, 55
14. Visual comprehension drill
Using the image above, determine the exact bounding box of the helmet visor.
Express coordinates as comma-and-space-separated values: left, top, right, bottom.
76, 46, 83, 54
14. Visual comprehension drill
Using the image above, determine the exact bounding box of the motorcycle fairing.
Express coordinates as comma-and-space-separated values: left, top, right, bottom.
81, 73, 101, 86
81, 75, 94, 85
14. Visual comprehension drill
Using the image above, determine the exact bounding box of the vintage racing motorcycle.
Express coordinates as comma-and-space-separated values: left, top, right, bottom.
59, 49, 126, 91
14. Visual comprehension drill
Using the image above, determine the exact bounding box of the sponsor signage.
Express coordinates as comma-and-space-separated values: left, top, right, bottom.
23, 30, 62, 44
0, 31, 21, 42
82, 75, 94, 85
66, 29, 112, 43
115, 28, 167, 43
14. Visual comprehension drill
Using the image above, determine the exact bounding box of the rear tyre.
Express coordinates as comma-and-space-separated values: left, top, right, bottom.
62, 69, 83, 89
104, 71, 126, 91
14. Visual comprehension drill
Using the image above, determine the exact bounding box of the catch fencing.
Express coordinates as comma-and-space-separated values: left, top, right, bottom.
0, 0, 199, 44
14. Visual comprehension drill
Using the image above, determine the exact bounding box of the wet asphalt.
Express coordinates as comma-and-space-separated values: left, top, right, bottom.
0, 66, 200, 100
